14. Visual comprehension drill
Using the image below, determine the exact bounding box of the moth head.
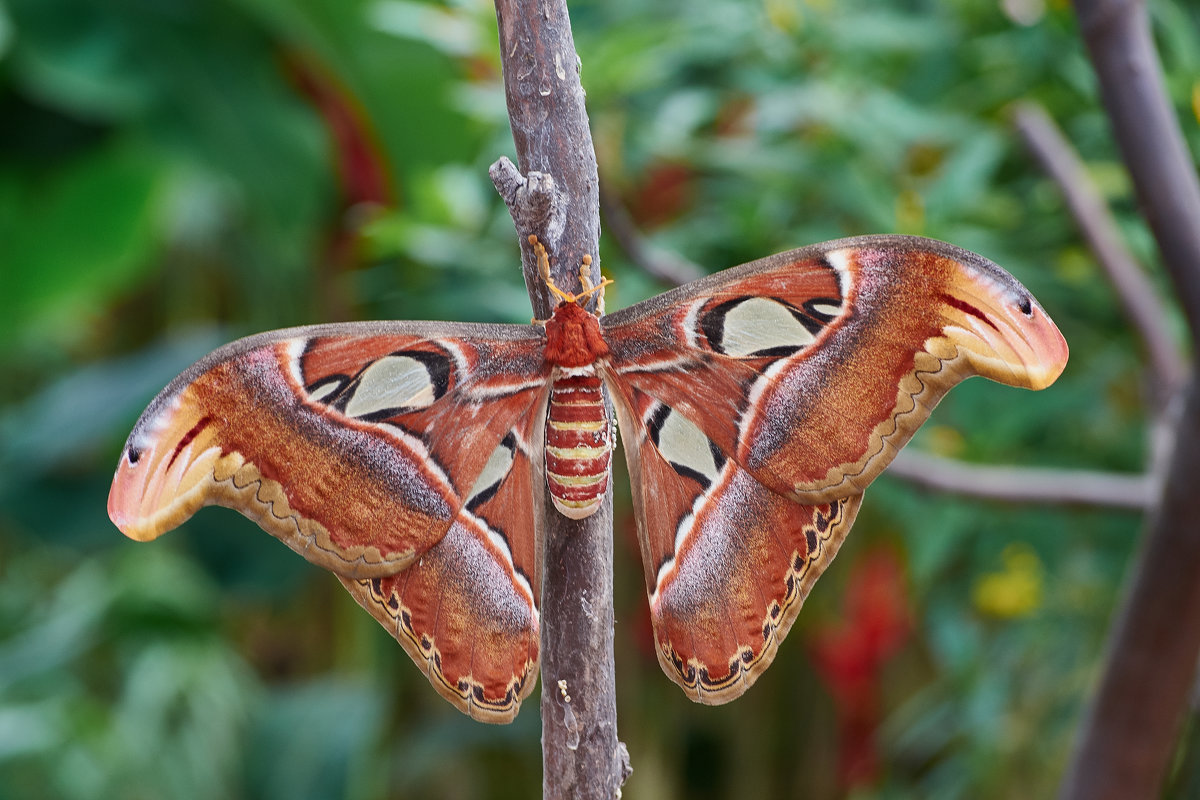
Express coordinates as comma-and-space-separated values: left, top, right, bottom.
528, 234, 613, 368
529, 234, 610, 315
543, 300, 610, 368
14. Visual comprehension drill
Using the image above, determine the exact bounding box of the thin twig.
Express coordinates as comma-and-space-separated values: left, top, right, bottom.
1070, 9, 1200, 350
1013, 101, 1187, 409
887, 450, 1153, 510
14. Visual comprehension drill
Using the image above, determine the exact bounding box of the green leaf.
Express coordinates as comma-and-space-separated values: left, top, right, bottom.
0, 142, 163, 347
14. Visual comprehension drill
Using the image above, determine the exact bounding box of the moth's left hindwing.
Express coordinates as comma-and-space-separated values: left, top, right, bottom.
108, 321, 551, 722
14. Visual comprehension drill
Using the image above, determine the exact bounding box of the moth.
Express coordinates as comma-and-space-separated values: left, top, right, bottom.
108, 234, 1067, 722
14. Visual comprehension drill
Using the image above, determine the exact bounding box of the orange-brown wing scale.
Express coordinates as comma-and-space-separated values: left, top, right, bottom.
338, 404, 548, 722
607, 387, 863, 702
108, 320, 550, 721
602, 234, 1067, 702
108, 233, 1069, 718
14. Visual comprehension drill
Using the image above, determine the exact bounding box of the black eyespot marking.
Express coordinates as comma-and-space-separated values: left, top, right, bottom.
127, 447, 142, 465
646, 403, 724, 487
646, 403, 672, 448
306, 376, 349, 402
1018, 294, 1033, 316
699, 295, 841, 358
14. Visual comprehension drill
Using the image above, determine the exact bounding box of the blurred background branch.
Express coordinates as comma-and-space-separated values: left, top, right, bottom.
884, 452, 1154, 510
599, 181, 705, 286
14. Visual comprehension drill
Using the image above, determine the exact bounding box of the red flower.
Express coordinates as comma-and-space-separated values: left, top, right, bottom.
808, 548, 911, 789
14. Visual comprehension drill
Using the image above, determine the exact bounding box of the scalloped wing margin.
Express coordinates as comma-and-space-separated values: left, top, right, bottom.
109, 321, 549, 577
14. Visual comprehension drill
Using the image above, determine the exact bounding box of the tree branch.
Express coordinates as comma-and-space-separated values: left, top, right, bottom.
1012, 101, 1187, 410
1060, 0, 1200, 797
886, 451, 1153, 510
1070, 3, 1200, 348
490, 1, 629, 797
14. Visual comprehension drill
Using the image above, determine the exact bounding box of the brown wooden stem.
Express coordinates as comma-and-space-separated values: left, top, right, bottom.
1060, 0, 1200, 796
490, 1, 629, 797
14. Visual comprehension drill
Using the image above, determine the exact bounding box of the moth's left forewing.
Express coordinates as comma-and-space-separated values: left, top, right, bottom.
605, 235, 1067, 505
737, 237, 1068, 502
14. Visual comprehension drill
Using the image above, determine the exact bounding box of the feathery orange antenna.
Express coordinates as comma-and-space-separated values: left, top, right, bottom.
529, 235, 611, 306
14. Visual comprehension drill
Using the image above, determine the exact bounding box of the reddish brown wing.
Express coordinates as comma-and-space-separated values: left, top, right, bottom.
601, 234, 1067, 701
607, 387, 863, 703
108, 320, 550, 721
603, 235, 1068, 503
337, 399, 548, 722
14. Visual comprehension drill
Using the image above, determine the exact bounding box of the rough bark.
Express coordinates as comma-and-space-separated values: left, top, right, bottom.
490, 1, 629, 797
1060, 0, 1200, 797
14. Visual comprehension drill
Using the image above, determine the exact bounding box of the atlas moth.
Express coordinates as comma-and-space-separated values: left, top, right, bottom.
108, 234, 1067, 722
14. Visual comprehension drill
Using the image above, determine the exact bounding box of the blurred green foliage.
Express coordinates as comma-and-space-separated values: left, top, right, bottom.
1, 0, 1197, 797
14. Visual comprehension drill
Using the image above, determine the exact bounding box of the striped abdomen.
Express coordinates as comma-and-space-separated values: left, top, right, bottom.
545, 373, 612, 519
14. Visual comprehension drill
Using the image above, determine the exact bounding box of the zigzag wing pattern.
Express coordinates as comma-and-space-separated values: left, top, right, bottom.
108, 321, 551, 720
109, 234, 1068, 720
338, 398, 548, 722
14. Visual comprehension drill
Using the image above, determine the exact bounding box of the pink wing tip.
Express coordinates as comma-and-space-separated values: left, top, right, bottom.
107, 448, 161, 542
1026, 306, 1070, 390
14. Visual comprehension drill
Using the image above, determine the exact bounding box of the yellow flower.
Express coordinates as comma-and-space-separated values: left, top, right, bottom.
972, 544, 1044, 618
